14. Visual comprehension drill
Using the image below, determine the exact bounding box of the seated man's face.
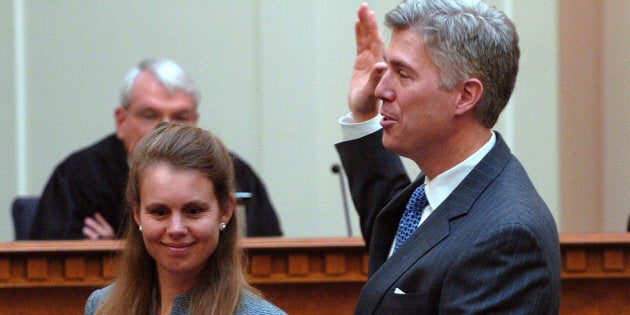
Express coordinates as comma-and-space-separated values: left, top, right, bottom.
115, 71, 198, 155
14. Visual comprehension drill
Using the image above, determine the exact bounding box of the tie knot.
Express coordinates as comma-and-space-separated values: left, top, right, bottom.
407, 184, 428, 213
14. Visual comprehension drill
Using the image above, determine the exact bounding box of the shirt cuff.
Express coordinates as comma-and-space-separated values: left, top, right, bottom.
338, 113, 383, 141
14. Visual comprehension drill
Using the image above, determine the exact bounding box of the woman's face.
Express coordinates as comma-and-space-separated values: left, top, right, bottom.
134, 163, 232, 281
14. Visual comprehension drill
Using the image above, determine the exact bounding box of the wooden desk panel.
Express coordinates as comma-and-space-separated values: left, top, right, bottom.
0, 237, 367, 314
560, 234, 630, 315
1, 234, 629, 314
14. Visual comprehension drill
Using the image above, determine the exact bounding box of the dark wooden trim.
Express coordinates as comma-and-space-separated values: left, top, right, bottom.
1, 234, 629, 314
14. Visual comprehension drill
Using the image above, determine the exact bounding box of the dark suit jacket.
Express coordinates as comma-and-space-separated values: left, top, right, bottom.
336, 130, 560, 314
30, 134, 282, 239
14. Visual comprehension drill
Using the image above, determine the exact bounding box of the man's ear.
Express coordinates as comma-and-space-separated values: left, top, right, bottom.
114, 107, 127, 140
454, 78, 483, 116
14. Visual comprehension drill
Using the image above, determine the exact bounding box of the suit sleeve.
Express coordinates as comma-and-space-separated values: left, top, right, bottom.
232, 155, 282, 237
441, 223, 557, 314
335, 130, 411, 246
29, 162, 86, 240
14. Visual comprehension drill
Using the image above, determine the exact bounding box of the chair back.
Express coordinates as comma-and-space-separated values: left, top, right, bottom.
11, 197, 40, 240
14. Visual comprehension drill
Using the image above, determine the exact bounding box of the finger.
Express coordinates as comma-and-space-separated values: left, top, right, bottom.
92, 212, 115, 238
355, 20, 362, 54
84, 216, 99, 230
94, 212, 108, 225
355, 4, 379, 54
84, 215, 107, 235
370, 62, 388, 85
82, 226, 99, 240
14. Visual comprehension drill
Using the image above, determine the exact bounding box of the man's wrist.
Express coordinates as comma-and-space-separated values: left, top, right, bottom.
339, 113, 382, 141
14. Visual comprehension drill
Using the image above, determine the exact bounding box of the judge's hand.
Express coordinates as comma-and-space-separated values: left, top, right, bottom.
83, 212, 115, 240
348, 3, 387, 122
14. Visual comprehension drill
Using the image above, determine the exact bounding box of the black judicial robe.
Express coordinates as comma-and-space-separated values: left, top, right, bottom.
29, 134, 282, 239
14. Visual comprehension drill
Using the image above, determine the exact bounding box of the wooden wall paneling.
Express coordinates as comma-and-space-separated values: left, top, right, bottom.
0, 234, 629, 314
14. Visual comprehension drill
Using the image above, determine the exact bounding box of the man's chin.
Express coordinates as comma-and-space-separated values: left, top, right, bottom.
382, 133, 415, 160
381, 134, 399, 153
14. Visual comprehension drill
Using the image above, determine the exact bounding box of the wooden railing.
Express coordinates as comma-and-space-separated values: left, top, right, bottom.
1, 234, 629, 314
558, 233, 630, 314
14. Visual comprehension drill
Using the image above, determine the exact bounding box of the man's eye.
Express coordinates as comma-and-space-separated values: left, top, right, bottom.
398, 70, 410, 78
173, 113, 195, 122
138, 111, 159, 120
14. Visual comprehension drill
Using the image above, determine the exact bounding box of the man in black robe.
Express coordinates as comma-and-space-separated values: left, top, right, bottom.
29, 58, 282, 239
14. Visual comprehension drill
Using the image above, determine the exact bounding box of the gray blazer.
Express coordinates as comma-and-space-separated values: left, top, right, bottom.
336, 130, 560, 314
84, 285, 286, 315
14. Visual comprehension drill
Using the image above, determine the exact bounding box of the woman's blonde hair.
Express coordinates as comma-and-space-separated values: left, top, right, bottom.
97, 123, 254, 314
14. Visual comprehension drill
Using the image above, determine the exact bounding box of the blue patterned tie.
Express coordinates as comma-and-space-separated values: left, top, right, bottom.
394, 184, 428, 252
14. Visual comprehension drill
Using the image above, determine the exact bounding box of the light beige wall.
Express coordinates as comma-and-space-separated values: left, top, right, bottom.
1, 1, 399, 241
1, 2, 17, 240
22, 1, 262, 191
557, 0, 630, 233
508, 0, 560, 224
5, 0, 627, 241
558, 0, 604, 233
603, 0, 630, 232
486, 0, 562, 224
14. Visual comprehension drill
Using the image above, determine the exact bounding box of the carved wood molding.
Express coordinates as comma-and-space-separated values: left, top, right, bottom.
560, 233, 630, 279
243, 237, 368, 284
1, 234, 629, 288
0, 237, 369, 288
0, 240, 119, 288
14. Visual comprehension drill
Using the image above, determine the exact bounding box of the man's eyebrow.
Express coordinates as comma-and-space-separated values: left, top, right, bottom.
383, 55, 410, 69
134, 104, 156, 110
391, 59, 406, 68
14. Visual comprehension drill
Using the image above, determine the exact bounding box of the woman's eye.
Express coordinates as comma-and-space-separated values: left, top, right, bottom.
150, 208, 167, 217
186, 207, 203, 216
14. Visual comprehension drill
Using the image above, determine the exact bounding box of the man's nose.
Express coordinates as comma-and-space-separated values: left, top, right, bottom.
375, 71, 394, 102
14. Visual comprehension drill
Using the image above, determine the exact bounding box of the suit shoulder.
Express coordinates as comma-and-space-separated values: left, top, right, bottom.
59, 134, 123, 166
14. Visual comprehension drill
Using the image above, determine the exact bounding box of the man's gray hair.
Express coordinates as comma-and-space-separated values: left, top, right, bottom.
120, 57, 200, 109
385, 0, 519, 128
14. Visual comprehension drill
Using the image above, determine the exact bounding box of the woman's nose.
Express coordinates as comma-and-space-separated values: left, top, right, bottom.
167, 214, 187, 236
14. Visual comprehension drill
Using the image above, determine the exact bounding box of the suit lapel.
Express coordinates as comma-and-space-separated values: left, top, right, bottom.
440, 132, 511, 219
356, 133, 513, 312
368, 177, 424, 272
362, 204, 450, 307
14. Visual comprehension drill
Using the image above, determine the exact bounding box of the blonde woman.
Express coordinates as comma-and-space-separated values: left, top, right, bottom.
85, 123, 285, 314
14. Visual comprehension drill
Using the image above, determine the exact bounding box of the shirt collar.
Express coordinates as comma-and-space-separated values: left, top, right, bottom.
425, 131, 496, 209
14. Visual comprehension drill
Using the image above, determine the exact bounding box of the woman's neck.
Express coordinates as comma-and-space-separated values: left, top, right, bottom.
156, 270, 199, 314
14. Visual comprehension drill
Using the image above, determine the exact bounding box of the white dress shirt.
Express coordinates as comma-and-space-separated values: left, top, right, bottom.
339, 112, 496, 255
